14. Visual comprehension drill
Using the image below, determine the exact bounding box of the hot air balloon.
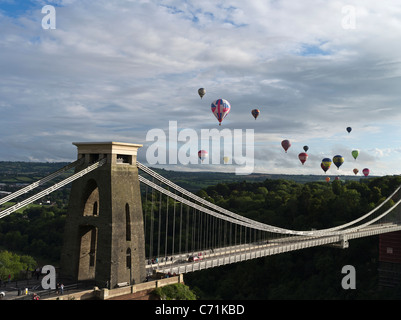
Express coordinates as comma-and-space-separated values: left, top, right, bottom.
298, 152, 308, 165
303, 146, 309, 152
211, 99, 231, 126
363, 168, 370, 177
321, 158, 332, 170
223, 156, 230, 164
198, 150, 208, 162
251, 109, 260, 120
198, 88, 206, 99
353, 168, 359, 175
281, 140, 291, 153
321, 163, 329, 173
325, 177, 331, 183
351, 150, 359, 160
333, 155, 344, 170
346, 127, 352, 133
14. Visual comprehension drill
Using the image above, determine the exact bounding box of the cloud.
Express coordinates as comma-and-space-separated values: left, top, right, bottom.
1, 1, 401, 176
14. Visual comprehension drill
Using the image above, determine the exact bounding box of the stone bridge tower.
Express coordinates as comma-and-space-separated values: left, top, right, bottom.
60, 142, 146, 288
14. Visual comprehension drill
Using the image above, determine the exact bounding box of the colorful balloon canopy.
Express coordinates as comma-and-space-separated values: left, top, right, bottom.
346, 127, 352, 133
351, 150, 359, 160
251, 109, 260, 120
322, 158, 332, 167
333, 155, 344, 170
298, 152, 308, 165
198, 150, 208, 162
303, 145, 309, 152
321, 158, 332, 172
353, 168, 359, 175
363, 168, 370, 177
198, 88, 206, 99
325, 177, 330, 182
281, 140, 291, 153
211, 99, 231, 126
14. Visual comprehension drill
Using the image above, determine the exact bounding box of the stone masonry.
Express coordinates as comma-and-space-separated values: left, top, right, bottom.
60, 142, 146, 288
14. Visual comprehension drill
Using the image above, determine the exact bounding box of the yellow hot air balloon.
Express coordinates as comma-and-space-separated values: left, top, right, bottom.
333, 155, 344, 170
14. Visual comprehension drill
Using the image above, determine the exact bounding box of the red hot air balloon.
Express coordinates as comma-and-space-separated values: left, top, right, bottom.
298, 152, 308, 165
198, 150, 208, 162
281, 140, 291, 153
362, 168, 370, 177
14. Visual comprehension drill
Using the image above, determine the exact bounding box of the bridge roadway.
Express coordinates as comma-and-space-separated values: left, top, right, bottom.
146, 223, 401, 275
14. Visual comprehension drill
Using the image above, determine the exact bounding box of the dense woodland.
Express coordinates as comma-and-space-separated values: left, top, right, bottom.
1, 161, 401, 298
185, 175, 401, 299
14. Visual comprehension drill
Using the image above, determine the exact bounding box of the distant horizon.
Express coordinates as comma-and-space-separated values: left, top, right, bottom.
0, 158, 383, 178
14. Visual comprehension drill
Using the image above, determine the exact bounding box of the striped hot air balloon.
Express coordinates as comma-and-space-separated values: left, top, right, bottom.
198, 150, 208, 162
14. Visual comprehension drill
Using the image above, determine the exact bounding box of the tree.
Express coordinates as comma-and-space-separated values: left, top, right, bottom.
0, 250, 37, 281
152, 283, 197, 300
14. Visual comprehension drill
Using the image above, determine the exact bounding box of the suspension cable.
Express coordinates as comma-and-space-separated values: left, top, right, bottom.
0, 158, 106, 220
137, 161, 401, 236
0, 158, 84, 206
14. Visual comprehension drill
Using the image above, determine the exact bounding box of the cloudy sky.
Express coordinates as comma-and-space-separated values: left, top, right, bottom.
1, 0, 401, 176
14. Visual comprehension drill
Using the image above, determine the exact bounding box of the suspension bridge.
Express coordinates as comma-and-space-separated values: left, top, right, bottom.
1, 141, 401, 288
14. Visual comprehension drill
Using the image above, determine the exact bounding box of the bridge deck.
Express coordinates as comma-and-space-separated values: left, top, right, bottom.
148, 223, 401, 275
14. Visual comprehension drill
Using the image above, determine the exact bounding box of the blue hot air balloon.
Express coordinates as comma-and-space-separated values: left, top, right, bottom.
333, 155, 344, 170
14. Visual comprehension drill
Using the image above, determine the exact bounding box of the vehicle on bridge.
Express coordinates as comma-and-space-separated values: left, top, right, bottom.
188, 255, 203, 262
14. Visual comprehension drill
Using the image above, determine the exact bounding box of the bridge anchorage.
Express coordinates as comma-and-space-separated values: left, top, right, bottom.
2, 141, 401, 291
